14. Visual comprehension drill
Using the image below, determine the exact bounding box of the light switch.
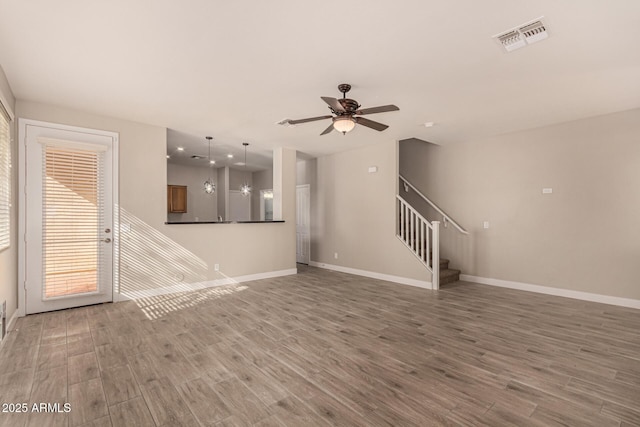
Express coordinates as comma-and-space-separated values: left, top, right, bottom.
542, 188, 553, 194
483, 221, 490, 229
368, 166, 378, 173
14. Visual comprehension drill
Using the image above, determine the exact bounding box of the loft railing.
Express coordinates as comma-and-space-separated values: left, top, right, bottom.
396, 195, 440, 289
399, 174, 468, 235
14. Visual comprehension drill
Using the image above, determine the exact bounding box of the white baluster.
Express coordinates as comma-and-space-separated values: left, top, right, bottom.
432, 221, 440, 290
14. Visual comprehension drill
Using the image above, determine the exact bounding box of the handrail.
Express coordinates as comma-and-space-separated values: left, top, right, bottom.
399, 174, 469, 235
396, 195, 440, 289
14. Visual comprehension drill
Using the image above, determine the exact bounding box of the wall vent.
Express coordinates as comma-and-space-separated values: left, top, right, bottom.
494, 17, 548, 52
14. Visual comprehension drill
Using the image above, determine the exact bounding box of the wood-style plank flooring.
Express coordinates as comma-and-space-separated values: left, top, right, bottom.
1, 265, 639, 426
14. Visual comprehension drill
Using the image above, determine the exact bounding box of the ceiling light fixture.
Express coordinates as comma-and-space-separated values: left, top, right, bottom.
203, 136, 215, 194
240, 142, 251, 197
333, 116, 356, 134
227, 154, 233, 159
177, 147, 185, 151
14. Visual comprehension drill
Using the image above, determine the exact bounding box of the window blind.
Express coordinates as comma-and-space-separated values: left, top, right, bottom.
0, 109, 9, 251
42, 145, 104, 298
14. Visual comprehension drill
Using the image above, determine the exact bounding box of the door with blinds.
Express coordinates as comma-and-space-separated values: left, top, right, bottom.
22, 121, 117, 314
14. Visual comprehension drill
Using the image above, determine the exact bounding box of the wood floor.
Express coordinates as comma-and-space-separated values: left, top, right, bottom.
1, 265, 639, 426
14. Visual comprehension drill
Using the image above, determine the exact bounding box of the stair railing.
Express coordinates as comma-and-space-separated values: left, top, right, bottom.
396, 195, 440, 289
399, 174, 469, 235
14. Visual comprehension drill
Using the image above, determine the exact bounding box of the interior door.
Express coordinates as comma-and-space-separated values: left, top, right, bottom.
21, 121, 117, 314
296, 184, 310, 264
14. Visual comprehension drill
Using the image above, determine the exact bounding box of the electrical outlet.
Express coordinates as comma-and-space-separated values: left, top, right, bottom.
334, 252, 338, 259
214, 264, 220, 271
483, 221, 490, 229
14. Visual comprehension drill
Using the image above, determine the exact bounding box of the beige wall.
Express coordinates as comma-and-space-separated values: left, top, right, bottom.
16, 100, 297, 301
167, 162, 218, 222
312, 140, 429, 282
0, 65, 17, 323
400, 108, 640, 300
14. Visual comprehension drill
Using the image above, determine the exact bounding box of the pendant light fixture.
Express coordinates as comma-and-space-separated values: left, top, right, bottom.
240, 142, 251, 196
203, 136, 215, 194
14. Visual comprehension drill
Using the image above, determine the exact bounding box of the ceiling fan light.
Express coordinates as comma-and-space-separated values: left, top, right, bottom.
333, 116, 356, 134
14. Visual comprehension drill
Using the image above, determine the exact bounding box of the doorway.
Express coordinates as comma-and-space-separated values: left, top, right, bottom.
19, 120, 118, 314
296, 184, 310, 264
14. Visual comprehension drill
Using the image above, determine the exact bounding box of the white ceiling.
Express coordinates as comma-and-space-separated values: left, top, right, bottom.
1, 1, 639, 159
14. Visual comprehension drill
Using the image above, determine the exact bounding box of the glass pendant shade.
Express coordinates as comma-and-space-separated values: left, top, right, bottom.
333, 116, 356, 134
204, 179, 215, 194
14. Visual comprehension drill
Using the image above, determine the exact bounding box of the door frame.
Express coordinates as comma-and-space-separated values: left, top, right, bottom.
17, 119, 119, 317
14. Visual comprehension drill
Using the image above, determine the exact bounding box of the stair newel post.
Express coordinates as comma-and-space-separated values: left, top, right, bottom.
432, 221, 440, 290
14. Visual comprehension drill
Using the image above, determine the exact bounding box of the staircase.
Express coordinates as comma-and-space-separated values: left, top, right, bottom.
396, 175, 467, 289
437, 256, 461, 285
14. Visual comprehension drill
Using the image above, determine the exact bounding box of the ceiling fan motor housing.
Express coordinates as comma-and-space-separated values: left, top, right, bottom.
338, 98, 360, 113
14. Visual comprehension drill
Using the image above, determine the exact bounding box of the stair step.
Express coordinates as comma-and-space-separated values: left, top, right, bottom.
439, 268, 461, 285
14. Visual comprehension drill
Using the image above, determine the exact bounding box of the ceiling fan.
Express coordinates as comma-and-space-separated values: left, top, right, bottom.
287, 84, 399, 135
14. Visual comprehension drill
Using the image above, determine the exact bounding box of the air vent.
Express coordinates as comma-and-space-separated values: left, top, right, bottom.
494, 17, 548, 52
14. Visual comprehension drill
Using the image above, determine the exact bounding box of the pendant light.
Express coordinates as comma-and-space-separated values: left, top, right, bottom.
240, 142, 251, 196
203, 136, 215, 194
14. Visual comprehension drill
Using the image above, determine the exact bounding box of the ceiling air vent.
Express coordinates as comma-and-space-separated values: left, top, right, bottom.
494, 17, 548, 52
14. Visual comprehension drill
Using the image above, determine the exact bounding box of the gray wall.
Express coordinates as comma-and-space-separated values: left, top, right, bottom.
0, 65, 16, 323
217, 167, 226, 221
228, 169, 252, 191
167, 162, 218, 222
400, 108, 640, 300
251, 168, 273, 221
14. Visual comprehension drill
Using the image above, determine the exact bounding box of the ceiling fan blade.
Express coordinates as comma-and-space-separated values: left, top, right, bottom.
356, 117, 389, 132
320, 123, 334, 135
355, 104, 399, 115
321, 96, 346, 113
288, 115, 332, 125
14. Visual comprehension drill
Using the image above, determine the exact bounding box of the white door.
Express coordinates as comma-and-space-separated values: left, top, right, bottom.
20, 120, 117, 314
228, 190, 251, 221
296, 184, 310, 264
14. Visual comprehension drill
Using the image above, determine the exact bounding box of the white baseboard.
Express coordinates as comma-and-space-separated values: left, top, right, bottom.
309, 261, 432, 290
0, 310, 20, 351
7, 310, 18, 331
118, 268, 298, 300
460, 274, 640, 310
